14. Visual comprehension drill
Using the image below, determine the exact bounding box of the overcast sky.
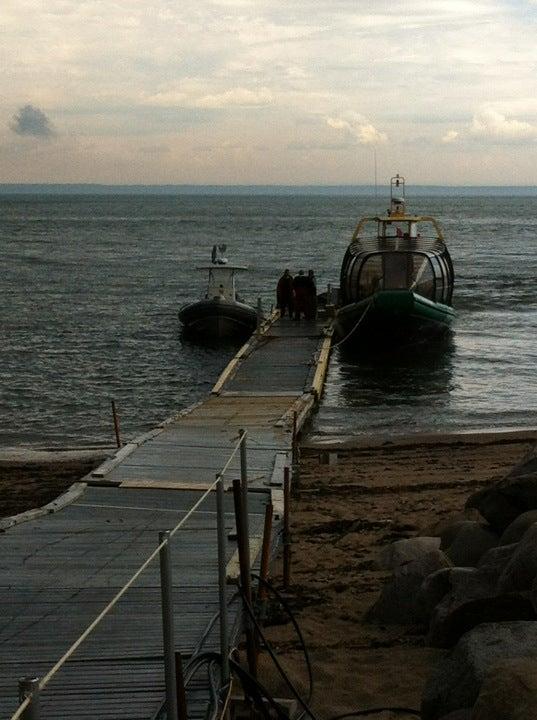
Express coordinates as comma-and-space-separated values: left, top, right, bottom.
1, 0, 537, 185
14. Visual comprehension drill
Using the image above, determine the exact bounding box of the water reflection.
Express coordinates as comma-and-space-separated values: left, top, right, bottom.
334, 333, 456, 410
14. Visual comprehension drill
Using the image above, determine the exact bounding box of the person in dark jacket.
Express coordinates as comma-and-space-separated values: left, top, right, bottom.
292, 270, 309, 320
305, 269, 317, 319
276, 269, 294, 317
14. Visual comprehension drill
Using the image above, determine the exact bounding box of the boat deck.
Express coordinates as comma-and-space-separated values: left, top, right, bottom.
0, 315, 332, 719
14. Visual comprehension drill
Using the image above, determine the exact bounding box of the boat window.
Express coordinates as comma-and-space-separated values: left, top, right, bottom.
408, 254, 435, 300
383, 253, 411, 289
357, 255, 384, 297
429, 256, 446, 303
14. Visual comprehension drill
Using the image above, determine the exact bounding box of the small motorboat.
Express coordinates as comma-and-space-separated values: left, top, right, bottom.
179, 247, 258, 341
335, 174, 455, 347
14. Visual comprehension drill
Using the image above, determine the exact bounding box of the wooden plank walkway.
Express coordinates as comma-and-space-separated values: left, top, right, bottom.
0, 314, 332, 719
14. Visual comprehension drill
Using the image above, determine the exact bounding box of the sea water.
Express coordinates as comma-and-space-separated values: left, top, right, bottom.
2, 192, 537, 446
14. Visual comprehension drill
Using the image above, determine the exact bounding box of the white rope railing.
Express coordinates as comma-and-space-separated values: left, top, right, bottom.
11, 431, 247, 720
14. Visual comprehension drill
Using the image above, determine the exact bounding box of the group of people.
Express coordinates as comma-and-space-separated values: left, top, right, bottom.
276, 269, 317, 320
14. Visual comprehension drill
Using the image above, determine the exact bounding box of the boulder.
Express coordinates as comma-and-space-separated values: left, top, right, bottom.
428, 567, 499, 647
439, 519, 471, 550
429, 593, 535, 648
471, 658, 537, 719
421, 622, 537, 720
380, 536, 441, 571
368, 549, 451, 624
477, 543, 518, 574
466, 448, 537, 533
497, 523, 537, 593
445, 521, 498, 567
499, 510, 537, 546
421, 510, 481, 539
415, 567, 452, 623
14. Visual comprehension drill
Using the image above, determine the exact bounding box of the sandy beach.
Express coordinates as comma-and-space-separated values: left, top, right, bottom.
0, 448, 111, 519
260, 432, 536, 719
1, 432, 534, 718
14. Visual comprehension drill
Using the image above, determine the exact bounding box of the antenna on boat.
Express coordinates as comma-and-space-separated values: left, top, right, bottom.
390, 173, 405, 216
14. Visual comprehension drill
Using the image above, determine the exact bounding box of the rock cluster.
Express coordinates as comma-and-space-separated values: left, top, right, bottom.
368, 446, 537, 719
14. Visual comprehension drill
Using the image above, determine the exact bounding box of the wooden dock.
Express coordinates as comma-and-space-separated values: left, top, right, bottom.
0, 314, 332, 719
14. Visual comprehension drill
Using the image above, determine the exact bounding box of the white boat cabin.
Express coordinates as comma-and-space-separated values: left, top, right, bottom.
197, 265, 248, 302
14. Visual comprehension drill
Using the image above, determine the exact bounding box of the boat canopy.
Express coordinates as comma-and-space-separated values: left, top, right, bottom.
195, 265, 248, 302
340, 175, 454, 306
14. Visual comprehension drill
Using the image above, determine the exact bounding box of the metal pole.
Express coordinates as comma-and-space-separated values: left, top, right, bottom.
239, 429, 250, 544
256, 297, 262, 335
283, 467, 292, 590
216, 475, 230, 685
327, 283, 332, 306
111, 399, 122, 448
18, 677, 40, 720
232, 479, 257, 678
258, 502, 273, 622
174, 651, 189, 720
159, 531, 179, 720
292, 410, 298, 472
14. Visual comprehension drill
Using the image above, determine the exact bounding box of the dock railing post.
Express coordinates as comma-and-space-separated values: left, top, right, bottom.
256, 297, 263, 335
18, 677, 40, 720
216, 475, 230, 686
292, 410, 299, 487
283, 467, 292, 590
239, 429, 249, 542
159, 531, 179, 720
258, 502, 273, 622
232, 478, 257, 678
111, 399, 122, 448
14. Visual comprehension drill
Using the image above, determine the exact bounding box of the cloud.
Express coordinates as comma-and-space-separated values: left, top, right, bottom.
10, 104, 55, 137
194, 87, 273, 108
326, 113, 387, 145
442, 130, 459, 143
470, 107, 537, 140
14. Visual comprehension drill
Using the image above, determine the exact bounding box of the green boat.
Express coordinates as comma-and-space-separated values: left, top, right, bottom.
335, 175, 455, 347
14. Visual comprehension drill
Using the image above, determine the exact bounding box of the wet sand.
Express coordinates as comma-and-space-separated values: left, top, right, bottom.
0, 448, 111, 519
260, 434, 535, 719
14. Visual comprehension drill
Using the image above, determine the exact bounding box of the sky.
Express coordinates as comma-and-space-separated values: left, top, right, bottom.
1, 0, 537, 185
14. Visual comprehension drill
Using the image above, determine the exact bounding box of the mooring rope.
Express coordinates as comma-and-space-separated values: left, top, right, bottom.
331, 301, 372, 349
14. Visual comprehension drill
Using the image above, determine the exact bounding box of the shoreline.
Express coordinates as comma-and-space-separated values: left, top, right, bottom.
304, 426, 537, 450
1, 427, 535, 521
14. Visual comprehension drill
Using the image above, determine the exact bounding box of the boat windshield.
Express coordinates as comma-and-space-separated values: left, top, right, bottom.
205, 267, 237, 301
355, 250, 451, 304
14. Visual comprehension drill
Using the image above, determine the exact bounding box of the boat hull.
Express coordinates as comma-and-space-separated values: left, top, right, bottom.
335, 290, 455, 347
179, 298, 257, 340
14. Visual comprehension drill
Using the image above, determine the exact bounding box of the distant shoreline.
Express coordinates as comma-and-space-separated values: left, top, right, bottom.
1, 183, 537, 196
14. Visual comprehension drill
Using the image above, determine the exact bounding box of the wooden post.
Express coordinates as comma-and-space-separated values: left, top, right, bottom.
174, 651, 188, 720
111, 399, 122, 448
18, 677, 40, 720
256, 297, 263, 335
292, 410, 300, 490
258, 503, 273, 604
283, 467, 292, 590
232, 479, 257, 678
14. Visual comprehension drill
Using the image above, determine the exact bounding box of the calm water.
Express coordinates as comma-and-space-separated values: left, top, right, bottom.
2, 193, 537, 447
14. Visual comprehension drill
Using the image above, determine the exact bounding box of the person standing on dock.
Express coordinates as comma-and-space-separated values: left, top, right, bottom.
305, 269, 317, 319
292, 270, 309, 320
277, 269, 294, 317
